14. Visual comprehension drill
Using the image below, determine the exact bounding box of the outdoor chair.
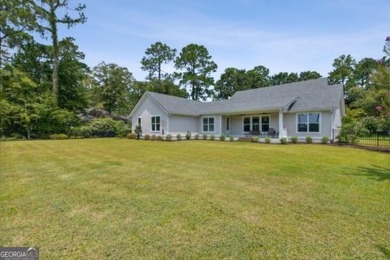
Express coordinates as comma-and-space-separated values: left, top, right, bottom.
268, 128, 276, 138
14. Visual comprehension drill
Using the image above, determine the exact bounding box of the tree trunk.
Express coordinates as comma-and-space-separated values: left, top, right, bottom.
0, 35, 2, 69
49, 2, 59, 105
26, 125, 31, 140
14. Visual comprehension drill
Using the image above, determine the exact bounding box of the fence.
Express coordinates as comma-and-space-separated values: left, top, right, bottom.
356, 134, 390, 148
332, 129, 390, 149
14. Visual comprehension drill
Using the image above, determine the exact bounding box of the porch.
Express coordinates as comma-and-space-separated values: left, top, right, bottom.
220, 112, 287, 138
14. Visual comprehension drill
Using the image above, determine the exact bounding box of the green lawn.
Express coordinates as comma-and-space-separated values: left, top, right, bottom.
0, 139, 389, 258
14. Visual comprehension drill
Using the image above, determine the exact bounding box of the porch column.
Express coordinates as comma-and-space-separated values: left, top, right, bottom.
278, 110, 284, 138
219, 115, 222, 136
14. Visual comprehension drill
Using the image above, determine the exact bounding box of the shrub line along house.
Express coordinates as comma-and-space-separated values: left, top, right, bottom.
129, 78, 345, 140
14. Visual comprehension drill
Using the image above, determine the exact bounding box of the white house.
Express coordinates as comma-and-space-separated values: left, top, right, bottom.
129, 78, 345, 140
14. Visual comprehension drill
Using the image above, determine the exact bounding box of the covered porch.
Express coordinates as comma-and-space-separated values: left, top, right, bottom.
220, 111, 287, 138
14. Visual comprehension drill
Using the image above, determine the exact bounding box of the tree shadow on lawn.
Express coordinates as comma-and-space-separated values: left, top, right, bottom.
352, 165, 390, 181
376, 244, 390, 258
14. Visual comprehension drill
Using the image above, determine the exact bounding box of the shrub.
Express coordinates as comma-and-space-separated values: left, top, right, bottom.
194, 134, 199, 140
280, 137, 287, 144
151, 135, 157, 141
144, 134, 150, 140
265, 136, 271, 144
176, 134, 182, 141
166, 134, 172, 141
186, 131, 191, 140
9, 133, 26, 140
229, 135, 234, 141
338, 121, 368, 145
86, 118, 117, 137
50, 134, 68, 140
57, 133, 68, 140
202, 134, 207, 140
157, 135, 163, 141
251, 136, 259, 142
72, 118, 129, 138
127, 133, 136, 139
220, 134, 225, 141
290, 136, 298, 144
134, 125, 142, 139
114, 120, 131, 137
321, 136, 329, 144
305, 136, 313, 144
210, 134, 215, 141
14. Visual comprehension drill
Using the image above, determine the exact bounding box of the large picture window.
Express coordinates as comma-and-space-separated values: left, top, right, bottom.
203, 117, 215, 132
151, 116, 160, 131
298, 113, 320, 132
243, 116, 270, 133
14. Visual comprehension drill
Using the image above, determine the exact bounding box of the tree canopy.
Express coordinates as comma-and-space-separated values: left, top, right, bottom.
175, 44, 217, 101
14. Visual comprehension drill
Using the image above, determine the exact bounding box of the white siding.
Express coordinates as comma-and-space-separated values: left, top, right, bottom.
230, 115, 242, 135
131, 96, 168, 135
268, 112, 279, 131
333, 108, 342, 129
169, 115, 199, 135
284, 111, 332, 139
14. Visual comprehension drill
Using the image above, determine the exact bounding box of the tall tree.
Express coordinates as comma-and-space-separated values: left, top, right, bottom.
91, 62, 133, 115
328, 54, 356, 88
175, 44, 217, 101
0, 0, 36, 68
246, 65, 270, 88
141, 42, 176, 83
57, 37, 89, 111
270, 72, 299, 85
353, 58, 378, 87
214, 67, 248, 99
298, 71, 322, 81
11, 38, 52, 87
32, 0, 86, 104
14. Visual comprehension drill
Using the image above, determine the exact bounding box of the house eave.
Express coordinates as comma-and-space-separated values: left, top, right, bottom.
285, 107, 336, 113
199, 107, 284, 116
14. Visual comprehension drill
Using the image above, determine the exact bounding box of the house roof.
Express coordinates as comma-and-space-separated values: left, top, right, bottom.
130, 78, 344, 117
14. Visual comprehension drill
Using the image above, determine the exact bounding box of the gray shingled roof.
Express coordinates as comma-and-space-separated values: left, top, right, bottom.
147, 92, 202, 116
139, 78, 343, 116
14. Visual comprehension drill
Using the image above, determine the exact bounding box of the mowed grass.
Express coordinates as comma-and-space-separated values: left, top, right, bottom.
0, 139, 389, 259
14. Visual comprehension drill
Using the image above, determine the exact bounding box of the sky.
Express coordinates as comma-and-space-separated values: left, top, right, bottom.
53, 0, 390, 81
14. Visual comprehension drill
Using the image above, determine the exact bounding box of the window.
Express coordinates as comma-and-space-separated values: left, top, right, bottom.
226, 117, 230, 131
243, 115, 270, 133
298, 113, 320, 132
298, 114, 307, 132
203, 117, 214, 132
243, 117, 250, 132
252, 117, 260, 131
151, 116, 160, 131
309, 113, 320, 132
137, 117, 141, 126
261, 116, 269, 132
